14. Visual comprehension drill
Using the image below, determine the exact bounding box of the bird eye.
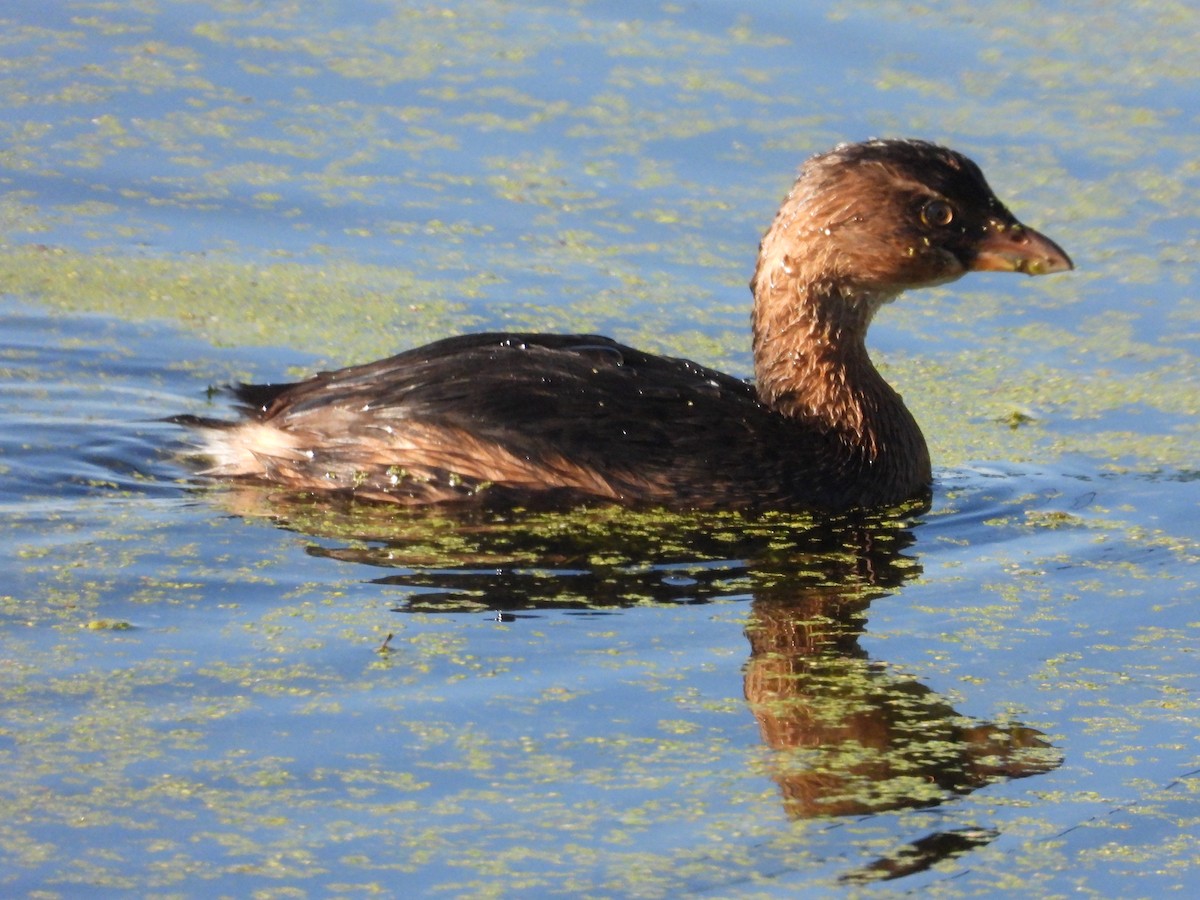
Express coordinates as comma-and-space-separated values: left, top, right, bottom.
921, 200, 954, 227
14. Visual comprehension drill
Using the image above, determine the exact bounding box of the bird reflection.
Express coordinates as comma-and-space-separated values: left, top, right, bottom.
745, 589, 1054, 820
202, 485, 1061, 879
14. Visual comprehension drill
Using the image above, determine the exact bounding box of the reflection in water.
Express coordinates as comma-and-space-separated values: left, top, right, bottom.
840, 827, 1000, 884
746, 582, 1055, 822
201, 485, 1060, 880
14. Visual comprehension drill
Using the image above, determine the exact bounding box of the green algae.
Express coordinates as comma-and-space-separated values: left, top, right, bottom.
2, 0, 1199, 895
0, 0, 1195, 479
1, 480, 1059, 893
0, 245, 474, 364
1, 238, 1195, 477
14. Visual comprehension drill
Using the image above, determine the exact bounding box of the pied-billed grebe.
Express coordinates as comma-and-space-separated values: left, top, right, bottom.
177, 139, 1072, 510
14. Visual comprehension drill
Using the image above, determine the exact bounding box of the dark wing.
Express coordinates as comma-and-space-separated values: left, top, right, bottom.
203, 333, 836, 507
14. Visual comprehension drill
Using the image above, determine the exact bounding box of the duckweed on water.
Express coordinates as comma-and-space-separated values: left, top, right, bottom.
2, 239, 1196, 478
2, 0, 1197, 472
2, 0, 1199, 894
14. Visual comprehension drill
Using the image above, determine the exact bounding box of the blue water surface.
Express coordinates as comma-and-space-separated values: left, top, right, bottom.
1, 1, 1198, 896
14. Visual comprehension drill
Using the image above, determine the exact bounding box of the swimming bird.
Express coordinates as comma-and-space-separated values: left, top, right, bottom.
176, 139, 1072, 510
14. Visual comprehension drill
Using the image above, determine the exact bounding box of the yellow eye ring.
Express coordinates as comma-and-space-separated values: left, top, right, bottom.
921, 200, 954, 227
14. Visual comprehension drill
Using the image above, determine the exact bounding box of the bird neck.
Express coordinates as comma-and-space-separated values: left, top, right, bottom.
751, 279, 926, 471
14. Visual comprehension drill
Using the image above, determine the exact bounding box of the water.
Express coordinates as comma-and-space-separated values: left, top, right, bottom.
1, 0, 1198, 895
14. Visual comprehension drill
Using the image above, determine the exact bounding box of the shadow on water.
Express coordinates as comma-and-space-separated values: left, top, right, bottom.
201, 485, 1062, 883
